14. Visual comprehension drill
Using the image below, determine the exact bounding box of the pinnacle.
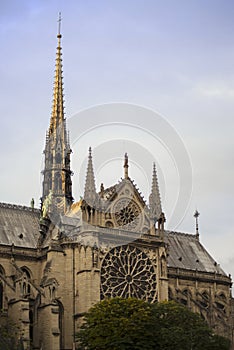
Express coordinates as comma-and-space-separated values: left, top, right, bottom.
84, 147, 97, 206
149, 162, 162, 221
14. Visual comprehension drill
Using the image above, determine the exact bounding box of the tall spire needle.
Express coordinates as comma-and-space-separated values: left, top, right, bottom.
58, 12, 62, 36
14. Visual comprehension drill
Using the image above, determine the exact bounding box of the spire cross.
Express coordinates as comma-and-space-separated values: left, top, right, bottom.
194, 210, 200, 239
58, 12, 62, 36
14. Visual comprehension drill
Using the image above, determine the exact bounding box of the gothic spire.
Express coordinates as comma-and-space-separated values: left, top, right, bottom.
84, 147, 97, 206
49, 12, 65, 136
149, 162, 162, 221
42, 15, 73, 215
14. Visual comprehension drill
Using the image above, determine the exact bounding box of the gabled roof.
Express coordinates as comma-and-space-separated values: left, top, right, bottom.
0, 202, 228, 277
101, 178, 146, 208
0, 202, 40, 248
165, 231, 226, 275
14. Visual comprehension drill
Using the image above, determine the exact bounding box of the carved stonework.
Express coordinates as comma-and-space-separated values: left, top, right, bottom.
100, 245, 157, 302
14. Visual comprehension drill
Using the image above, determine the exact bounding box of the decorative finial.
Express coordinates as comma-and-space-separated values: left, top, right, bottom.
124, 153, 129, 179
194, 210, 200, 239
30, 198, 34, 210
100, 183, 104, 198
57, 12, 62, 38
88, 147, 93, 160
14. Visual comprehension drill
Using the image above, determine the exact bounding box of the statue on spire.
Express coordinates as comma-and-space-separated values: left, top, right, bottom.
124, 153, 129, 179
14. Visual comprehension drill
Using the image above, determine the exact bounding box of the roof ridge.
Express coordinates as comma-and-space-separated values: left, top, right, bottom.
165, 230, 196, 238
0, 202, 40, 213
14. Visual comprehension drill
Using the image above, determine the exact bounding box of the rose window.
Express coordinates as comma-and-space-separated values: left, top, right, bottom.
113, 198, 141, 230
100, 245, 157, 302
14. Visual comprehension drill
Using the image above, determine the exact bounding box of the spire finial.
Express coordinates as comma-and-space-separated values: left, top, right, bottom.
58, 12, 62, 38
124, 153, 129, 179
49, 14, 65, 135
194, 210, 200, 239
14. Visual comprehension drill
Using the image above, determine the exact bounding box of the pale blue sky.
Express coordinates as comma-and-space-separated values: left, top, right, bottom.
0, 1, 234, 280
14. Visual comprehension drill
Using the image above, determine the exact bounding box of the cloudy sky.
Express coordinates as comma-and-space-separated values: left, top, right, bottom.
0, 1, 234, 280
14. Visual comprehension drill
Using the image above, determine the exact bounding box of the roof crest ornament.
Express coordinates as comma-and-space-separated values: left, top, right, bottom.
194, 209, 200, 239
124, 153, 129, 179
58, 12, 62, 37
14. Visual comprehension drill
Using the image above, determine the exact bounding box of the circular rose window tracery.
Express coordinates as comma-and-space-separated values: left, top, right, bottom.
113, 198, 141, 230
100, 245, 157, 302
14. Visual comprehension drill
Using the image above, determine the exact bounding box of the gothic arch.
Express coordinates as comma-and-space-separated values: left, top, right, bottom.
55, 172, 62, 191
56, 299, 64, 350
55, 152, 62, 163
105, 220, 113, 228
21, 266, 32, 297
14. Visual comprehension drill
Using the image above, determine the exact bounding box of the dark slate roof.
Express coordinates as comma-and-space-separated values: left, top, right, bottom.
0, 202, 227, 276
0, 202, 40, 248
165, 231, 226, 275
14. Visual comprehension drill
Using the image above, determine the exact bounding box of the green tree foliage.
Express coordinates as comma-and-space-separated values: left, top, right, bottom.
151, 301, 230, 350
77, 298, 155, 350
0, 319, 19, 350
76, 298, 230, 350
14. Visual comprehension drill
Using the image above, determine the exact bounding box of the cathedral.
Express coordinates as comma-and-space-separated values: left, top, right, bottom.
0, 27, 233, 350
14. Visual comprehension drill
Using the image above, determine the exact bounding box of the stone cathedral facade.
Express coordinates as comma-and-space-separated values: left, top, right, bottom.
0, 30, 233, 350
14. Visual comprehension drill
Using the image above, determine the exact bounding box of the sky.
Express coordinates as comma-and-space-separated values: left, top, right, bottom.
0, 1, 234, 282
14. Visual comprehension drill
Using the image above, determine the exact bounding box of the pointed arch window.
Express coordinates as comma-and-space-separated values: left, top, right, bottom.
48, 173, 52, 190
21, 267, 31, 297
55, 152, 62, 163
55, 172, 62, 191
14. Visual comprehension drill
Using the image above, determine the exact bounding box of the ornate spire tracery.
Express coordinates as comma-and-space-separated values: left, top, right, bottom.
49, 17, 65, 136
84, 147, 97, 207
42, 19, 73, 215
149, 162, 162, 221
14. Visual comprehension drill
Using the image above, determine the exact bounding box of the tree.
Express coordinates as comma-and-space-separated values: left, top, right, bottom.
77, 298, 156, 350
76, 298, 230, 350
151, 301, 230, 350
0, 318, 19, 350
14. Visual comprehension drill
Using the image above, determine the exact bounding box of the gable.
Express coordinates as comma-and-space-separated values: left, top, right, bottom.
102, 178, 150, 232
